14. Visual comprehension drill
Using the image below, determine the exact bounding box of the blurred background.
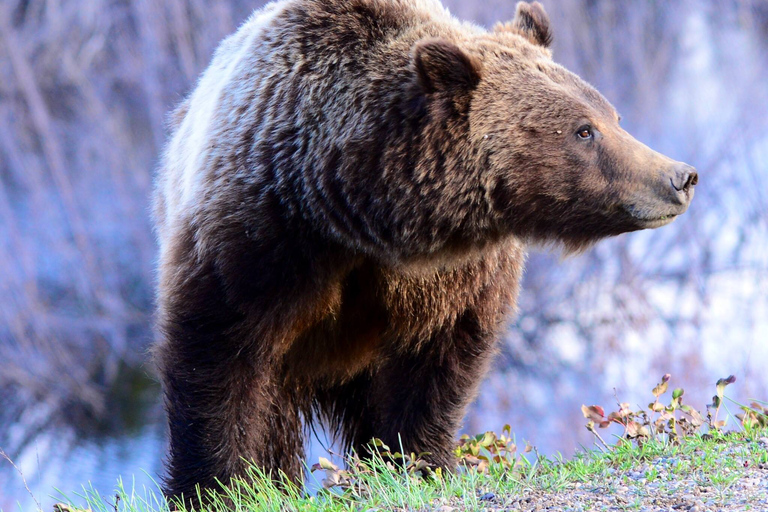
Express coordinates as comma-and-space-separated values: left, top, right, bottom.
1, 0, 766, 510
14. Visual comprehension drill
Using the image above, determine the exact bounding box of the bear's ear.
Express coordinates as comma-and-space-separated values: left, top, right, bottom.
412, 38, 482, 95
495, 1, 552, 48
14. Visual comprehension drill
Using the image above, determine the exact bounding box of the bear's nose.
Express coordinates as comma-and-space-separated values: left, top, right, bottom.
671, 163, 698, 194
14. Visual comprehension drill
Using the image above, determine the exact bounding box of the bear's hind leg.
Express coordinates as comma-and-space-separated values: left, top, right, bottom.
313, 371, 377, 458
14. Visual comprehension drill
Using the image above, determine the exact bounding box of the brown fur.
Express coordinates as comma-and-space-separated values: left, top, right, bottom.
153, 0, 696, 505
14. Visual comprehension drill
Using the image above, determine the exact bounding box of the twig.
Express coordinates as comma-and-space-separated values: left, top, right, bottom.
0, 7, 106, 304
168, 0, 198, 81
0, 448, 42, 512
586, 423, 612, 453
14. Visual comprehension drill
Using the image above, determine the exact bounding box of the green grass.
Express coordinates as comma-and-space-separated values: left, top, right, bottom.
52, 426, 768, 512
50, 376, 768, 511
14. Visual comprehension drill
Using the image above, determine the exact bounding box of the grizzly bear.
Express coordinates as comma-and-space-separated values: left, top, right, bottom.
153, 0, 697, 503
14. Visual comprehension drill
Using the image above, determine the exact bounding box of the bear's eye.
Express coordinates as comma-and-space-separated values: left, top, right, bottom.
577, 125, 593, 140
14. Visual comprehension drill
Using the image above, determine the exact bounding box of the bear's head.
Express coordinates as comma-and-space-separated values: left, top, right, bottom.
412, 1, 697, 251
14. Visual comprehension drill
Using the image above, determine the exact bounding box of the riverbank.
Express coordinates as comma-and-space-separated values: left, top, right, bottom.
48, 427, 767, 512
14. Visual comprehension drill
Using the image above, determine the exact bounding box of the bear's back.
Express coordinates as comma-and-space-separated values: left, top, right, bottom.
154, 0, 289, 250
153, 0, 473, 258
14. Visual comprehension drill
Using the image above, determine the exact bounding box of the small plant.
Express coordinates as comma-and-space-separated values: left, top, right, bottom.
309, 438, 434, 494
737, 401, 768, 429
453, 424, 531, 473
707, 374, 737, 431
582, 374, 748, 449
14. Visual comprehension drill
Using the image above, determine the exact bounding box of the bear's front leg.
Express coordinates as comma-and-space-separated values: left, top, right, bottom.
366, 307, 502, 470
155, 255, 306, 507
157, 327, 304, 506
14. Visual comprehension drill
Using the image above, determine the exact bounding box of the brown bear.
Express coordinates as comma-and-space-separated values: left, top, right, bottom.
153, 0, 697, 504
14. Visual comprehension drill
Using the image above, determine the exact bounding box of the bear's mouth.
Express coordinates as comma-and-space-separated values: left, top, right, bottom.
621, 204, 680, 229
635, 214, 678, 228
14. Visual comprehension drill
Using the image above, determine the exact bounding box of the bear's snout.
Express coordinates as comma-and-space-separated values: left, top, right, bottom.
621, 160, 697, 228
668, 163, 698, 203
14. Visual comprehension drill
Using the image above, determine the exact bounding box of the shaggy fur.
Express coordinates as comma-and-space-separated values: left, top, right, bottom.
153, 0, 696, 504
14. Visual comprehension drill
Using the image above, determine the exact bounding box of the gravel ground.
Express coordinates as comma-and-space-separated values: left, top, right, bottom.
436, 439, 768, 512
